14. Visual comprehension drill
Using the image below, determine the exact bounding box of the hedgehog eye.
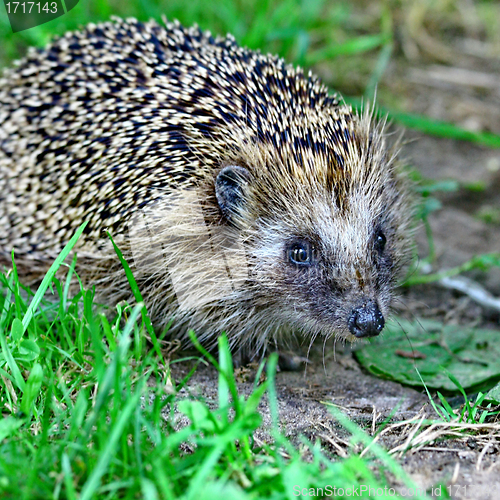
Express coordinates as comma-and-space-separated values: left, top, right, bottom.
374, 230, 387, 254
289, 242, 312, 265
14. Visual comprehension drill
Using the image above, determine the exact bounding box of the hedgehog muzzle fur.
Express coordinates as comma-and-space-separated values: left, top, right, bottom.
0, 17, 414, 354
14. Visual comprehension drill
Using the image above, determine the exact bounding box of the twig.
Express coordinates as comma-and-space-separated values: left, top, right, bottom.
439, 275, 500, 315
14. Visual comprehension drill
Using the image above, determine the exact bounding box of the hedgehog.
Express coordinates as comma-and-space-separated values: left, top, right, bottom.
0, 17, 413, 355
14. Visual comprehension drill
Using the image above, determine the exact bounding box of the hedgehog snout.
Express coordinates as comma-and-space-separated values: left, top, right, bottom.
347, 299, 385, 338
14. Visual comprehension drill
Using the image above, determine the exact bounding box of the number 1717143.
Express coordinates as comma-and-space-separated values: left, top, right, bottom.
5, 2, 59, 14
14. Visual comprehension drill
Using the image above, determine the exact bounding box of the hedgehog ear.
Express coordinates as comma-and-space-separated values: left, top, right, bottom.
215, 165, 251, 223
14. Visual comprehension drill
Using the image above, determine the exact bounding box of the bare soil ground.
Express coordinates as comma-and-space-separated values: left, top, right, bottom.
169, 57, 500, 498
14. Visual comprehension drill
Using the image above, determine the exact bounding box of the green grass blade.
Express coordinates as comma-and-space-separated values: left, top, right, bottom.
0, 272, 14, 332
140, 478, 159, 500
61, 453, 78, 500
185, 421, 246, 500
78, 386, 144, 500
389, 109, 500, 148
365, 41, 393, 99
19, 362, 43, 416
0, 318, 25, 392
62, 253, 79, 312
266, 353, 279, 434
327, 404, 430, 500
217, 334, 242, 416
306, 33, 388, 65
436, 392, 453, 422
107, 232, 162, 360
80, 303, 142, 440
22, 222, 88, 333
346, 96, 500, 148
403, 253, 500, 286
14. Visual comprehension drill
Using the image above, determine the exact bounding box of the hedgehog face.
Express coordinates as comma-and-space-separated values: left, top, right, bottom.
214, 150, 411, 343
280, 229, 390, 340
247, 208, 397, 342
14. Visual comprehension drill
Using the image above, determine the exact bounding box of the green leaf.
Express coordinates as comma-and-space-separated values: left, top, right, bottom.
178, 400, 217, 433
0, 417, 23, 442
244, 382, 268, 417
11, 318, 23, 343
355, 317, 500, 392
17, 339, 40, 362
417, 197, 442, 219
485, 382, 500, 405
415, 179, 460, 196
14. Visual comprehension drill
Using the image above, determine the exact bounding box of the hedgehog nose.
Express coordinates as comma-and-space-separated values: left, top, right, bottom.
348, 300, 385, 338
